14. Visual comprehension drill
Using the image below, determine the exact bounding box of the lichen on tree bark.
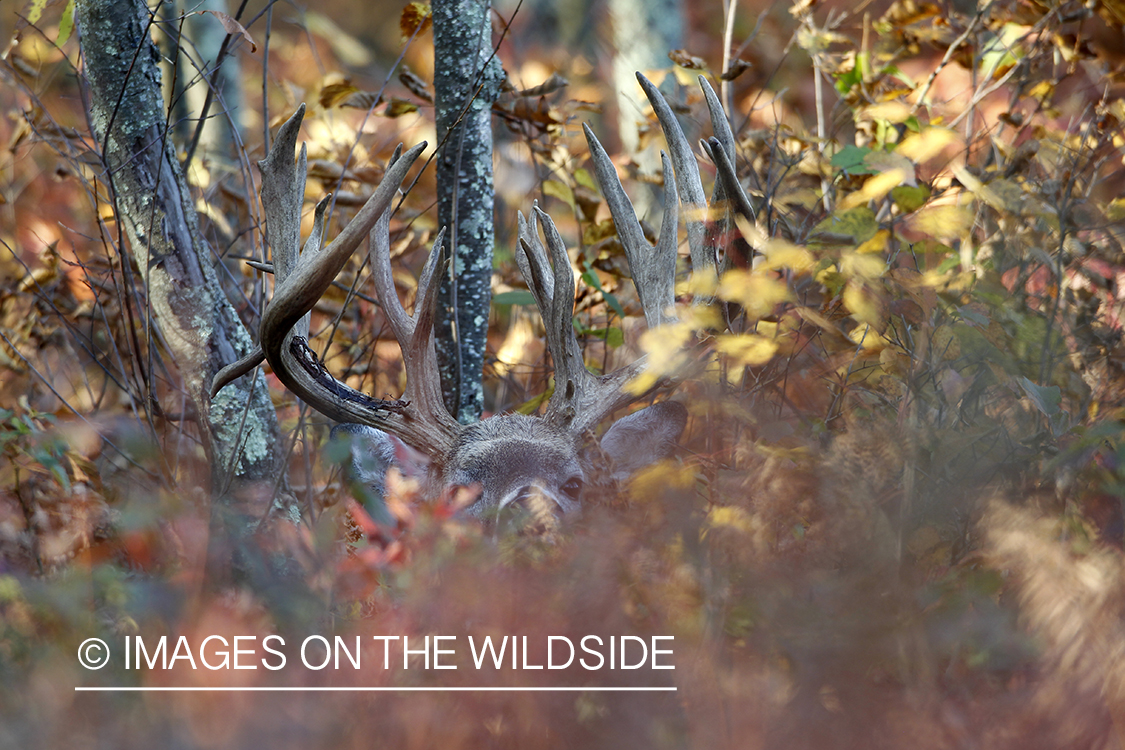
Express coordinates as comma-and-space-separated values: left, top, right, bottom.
432, 0, 504, 424
75, 0, 282, 498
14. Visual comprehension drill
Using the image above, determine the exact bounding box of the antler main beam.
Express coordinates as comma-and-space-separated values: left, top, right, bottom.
213, 106, 458, 457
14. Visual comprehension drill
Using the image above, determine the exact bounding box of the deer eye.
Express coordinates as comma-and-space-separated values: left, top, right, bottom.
561, 477, 583, 502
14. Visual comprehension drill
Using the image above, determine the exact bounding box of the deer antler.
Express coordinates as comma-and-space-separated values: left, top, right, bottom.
517, 206, 655, 435
213, 105, 458, 457
214, 75, 745, 479
513, 74, 759, 435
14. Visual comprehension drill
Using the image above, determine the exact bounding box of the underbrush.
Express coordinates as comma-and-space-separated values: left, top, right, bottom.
3, 0, 1125, 746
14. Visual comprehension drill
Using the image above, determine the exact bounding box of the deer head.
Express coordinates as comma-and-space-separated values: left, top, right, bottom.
212, 73, 749, 525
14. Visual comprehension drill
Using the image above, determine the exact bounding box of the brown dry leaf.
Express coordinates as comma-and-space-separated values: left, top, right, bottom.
342, 91, 382, 110
398, 67, 433, 103
669, 49, 707, 70
307, 159, 361, 184
515, 72, 569, 98
400, 2, 433, 40
202, 10, 256, 52
721, 59, 752, 81
495, 98, 563, 132
383, 98, 419, 118
319, 79, 359, 109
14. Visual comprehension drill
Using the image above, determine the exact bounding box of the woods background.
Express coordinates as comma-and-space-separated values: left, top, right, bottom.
2, 0, 1125, 747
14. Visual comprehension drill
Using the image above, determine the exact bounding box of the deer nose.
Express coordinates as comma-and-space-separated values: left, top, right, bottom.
504, 482, 579, 534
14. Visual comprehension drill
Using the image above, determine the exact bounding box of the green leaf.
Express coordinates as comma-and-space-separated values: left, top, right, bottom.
543, 179, 575, 210
602, 291, 625, 320
834, 65, 862, 94
57, 0, 75, 45
1016, 376, 1061, 417
515, 388, 552, 415
582, 326, 625, 348
891, 184, 930, 213
581, 265, 625, 319
492, 290, 536, 306
831, 145, 876, 175
574, 168, 599, 193
812, 206, 879, 244
857, 51, 872, 80
27, 0, 48, 25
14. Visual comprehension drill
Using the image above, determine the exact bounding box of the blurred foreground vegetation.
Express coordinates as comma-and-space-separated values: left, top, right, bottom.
3, 0, 1125, 747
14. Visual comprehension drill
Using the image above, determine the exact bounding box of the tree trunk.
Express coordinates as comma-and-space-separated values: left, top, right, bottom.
75, 0, 283, 508
432, 0, 504, 424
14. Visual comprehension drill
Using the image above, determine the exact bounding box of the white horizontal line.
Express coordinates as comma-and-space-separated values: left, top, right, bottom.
75, 686, 677, 692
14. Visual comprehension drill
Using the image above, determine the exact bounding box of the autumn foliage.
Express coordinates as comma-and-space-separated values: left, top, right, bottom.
3, 0, 1125, 747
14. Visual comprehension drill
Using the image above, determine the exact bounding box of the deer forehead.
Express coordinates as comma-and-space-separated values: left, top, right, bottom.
445, 415, 583, 486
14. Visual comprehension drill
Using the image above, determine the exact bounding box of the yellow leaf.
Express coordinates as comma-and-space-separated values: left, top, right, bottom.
1108, 198, 1125, 223
629, 462, 696, 503
679, 265, 718, 298
383, 98, 419, 117
864, 101, 913, 123
896, 127, 961, 163
625, 319, 697, 395
909, 204, 974, 239
319, 79, 359, 109
850, 324, 887, 350
843, 281, 882, 327
716, 269, 791, 319
27, 0, 47, 25
864, 150, 917, 186
839, 251, 885, 279
716, 333, 779, 367
856, 229, 889, 254
762, 239, 815, 273
706, 506, 755, 534
839, 169, 909, 209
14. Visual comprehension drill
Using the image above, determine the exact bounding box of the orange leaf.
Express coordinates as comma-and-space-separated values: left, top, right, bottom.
400, 2, 432, 40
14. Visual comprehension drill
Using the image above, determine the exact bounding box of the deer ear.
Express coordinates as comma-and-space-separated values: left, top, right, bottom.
330, 424, 397, 508
330, 424, 428, 521
599, 401, 687, 479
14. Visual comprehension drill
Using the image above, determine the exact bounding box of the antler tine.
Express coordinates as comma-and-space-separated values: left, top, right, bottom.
698, 76, 756, 225
400, 228, 451, 424
699, 76, 735, 168
260, 104, 309, 284
528, 207, 660, 435
253, 108, 458, 456
582, 123, 678, 328
516, 207, 554, 311
635, 73, 713, 278
531, 207, 596, 423
365, 155, 452, 429
367, 175, 413, 345
212, 105, 313, 396
706, 137, 757, 225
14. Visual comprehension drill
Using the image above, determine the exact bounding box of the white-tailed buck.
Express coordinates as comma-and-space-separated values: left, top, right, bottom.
212, 73, 752, 524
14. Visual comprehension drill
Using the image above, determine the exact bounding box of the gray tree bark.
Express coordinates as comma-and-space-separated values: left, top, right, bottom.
432, 0, 505, 423
75, 0, 283, 504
